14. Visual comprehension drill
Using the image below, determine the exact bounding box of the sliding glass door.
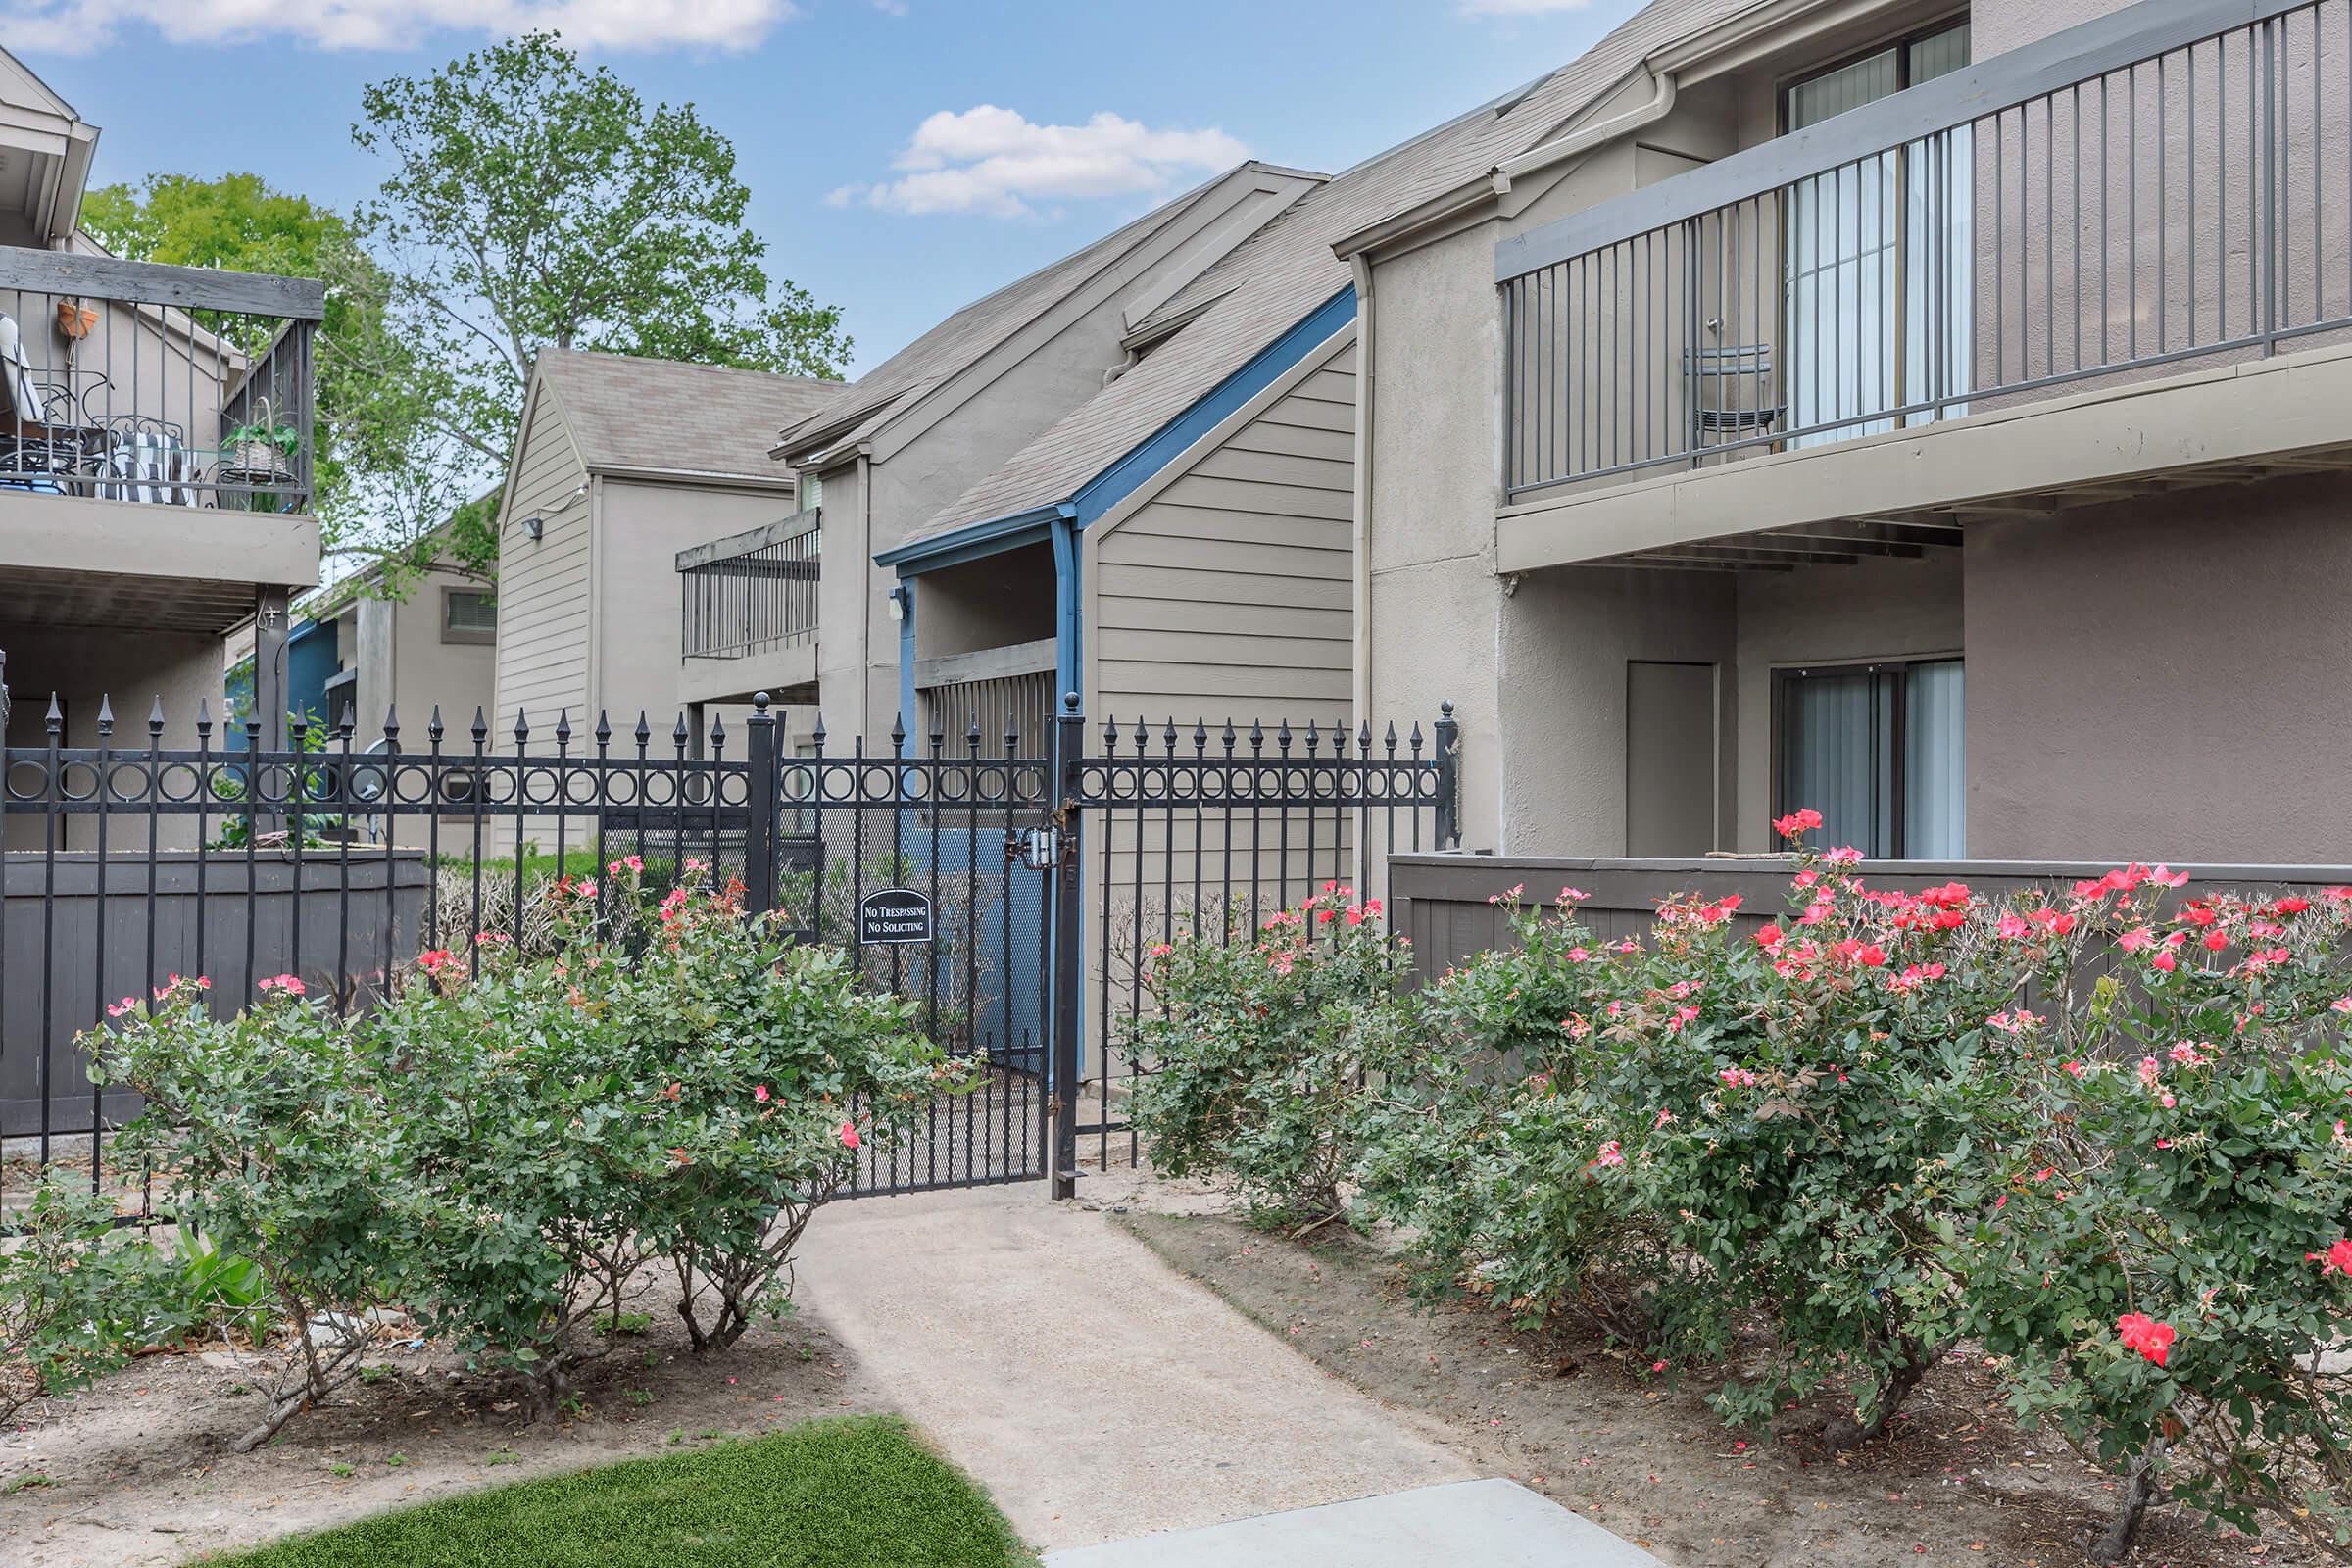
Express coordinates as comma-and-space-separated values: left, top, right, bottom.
1775, 659, 1964, 858
1786, 23, 1973, 446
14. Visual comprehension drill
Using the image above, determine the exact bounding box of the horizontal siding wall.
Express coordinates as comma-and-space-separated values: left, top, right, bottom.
495, 386, 593, 731
1082, 337, 1366, 1088
1093, 339, 1357, 730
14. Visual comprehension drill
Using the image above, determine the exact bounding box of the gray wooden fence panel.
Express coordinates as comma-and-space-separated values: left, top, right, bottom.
1, 852, 431, 1138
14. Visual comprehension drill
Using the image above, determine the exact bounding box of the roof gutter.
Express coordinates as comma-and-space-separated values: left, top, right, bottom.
1329, 66, 1677, 263
1491, 62, 1678, 189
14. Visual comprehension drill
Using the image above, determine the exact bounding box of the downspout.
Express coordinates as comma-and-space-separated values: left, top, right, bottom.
1349, 252, 1377, 892
895, 579, 917, 732
857, 453, 875, 737
1491, 63, 1678, 192
1049, 505, 1082, 703
1348, 251, 1376, 789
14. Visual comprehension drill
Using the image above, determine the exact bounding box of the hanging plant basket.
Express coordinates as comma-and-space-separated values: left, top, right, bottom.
221, 394, 297, 486
223, 439, 292, 484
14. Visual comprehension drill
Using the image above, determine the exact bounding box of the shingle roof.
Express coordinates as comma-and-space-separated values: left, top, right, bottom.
537, 349, 849, 483
910, 0, 1748, 544
771, 172, 1250, 460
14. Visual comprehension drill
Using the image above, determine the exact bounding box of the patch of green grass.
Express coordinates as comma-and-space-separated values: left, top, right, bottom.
201, 1416, 1031, 1567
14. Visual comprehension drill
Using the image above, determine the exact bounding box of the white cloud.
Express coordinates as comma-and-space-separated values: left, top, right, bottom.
1459, 0, 1591, 13
0, 0, 794, 54
834, 105, 1249, 219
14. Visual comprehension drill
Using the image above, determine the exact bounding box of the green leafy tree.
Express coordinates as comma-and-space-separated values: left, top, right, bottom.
79, 173, 419, 560
350, 30, 851, 584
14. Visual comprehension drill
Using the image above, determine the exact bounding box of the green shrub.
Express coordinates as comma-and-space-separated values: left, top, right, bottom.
1354, 887, 1671, 1346
99, 972, 423, 1449
1950, 876, 2352, 1560
0, 1177, 173, 1424
95, 861, 950, 1433
1128, 883, 1414, 1229
1141, 839, 2352, 1557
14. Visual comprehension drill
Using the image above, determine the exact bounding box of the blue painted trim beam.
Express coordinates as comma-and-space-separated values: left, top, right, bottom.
1070, 284, 1356, 528
895, 581, 917, 732
1051, 514, 1081, 701
875, 504, 1067, 574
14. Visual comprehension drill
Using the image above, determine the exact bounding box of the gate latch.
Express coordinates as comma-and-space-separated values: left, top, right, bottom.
1014, 825, 1062, 871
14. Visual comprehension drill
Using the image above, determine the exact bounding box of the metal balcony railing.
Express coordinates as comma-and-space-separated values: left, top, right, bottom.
0, 246, 322, 512
1497, 0, 2352, 497
678, 511, 821, 660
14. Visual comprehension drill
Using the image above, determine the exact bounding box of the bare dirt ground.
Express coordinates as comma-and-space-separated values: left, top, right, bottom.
0, 1272, 892, 1566
1118, 1209, 2313, 1568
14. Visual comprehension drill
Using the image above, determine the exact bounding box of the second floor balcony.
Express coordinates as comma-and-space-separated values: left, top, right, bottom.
1494, 0, 2352, 571
0, 245, 323, 640
675, 509, 821, 710
0, 244, 320, 514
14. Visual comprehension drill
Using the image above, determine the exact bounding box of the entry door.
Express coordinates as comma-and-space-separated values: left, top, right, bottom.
1627, 662, 1718, 856
1786, 23, 1973, 445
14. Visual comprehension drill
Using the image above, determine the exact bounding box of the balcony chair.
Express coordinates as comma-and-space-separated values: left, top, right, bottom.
1684, 343, 1786, 440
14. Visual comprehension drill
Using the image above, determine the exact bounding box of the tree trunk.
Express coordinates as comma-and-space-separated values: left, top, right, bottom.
231, 1387, 312, 1453
1825, 1336, 1949, 1451
2088, 1441, 2166, 1564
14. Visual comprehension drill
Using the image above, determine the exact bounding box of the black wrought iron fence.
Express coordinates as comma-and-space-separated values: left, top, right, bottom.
1045, 698, 1460, 1193
1, 664, 1460, 1213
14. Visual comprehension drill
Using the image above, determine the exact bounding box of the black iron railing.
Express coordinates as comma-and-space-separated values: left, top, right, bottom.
0, 246, 321, 512
678, 512, 820, 660
0, 657, 1462, 1211
1050, 700, 1459, 1188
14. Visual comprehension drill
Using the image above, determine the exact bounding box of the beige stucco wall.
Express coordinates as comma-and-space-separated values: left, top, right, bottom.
347, 563, 495, 732
0, 625, 226, 850
595, 476, 791, 733
915, 544, 1055, 666
1966, 471, 2352, 863
1492, 566, 1737, 855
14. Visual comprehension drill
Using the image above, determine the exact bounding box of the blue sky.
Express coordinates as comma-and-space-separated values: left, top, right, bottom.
11, 0, 1639, 374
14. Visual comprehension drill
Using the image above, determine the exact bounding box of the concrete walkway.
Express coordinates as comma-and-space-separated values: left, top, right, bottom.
1042, 1479, 1665, 1567
793, 1182, 1473, 1552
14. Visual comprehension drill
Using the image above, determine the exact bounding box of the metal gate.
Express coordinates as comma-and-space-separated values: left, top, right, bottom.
0, 669, 1453, 1212
747, 711, 1057, 1197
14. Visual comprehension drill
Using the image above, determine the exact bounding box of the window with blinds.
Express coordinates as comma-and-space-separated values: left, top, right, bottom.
443, 588, 497, 644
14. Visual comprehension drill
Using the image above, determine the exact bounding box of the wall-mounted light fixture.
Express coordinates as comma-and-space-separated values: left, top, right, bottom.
521, 514, 545, 542
886, 584, 909, 621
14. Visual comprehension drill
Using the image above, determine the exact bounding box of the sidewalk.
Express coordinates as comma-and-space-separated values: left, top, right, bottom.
793, 1180, 1473, 1552
1043, 1479, 1665, 1567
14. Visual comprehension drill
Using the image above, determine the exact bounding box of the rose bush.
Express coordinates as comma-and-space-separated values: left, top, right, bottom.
0, 1177, 176, 1426
1135, 829, 2352, 1558
1948, 872, 2352, 1560
1353, 887, 1667, 1344
1128, 883, 1414, 1229
100, 970, 425, 1449
95, 860, 949, 1432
